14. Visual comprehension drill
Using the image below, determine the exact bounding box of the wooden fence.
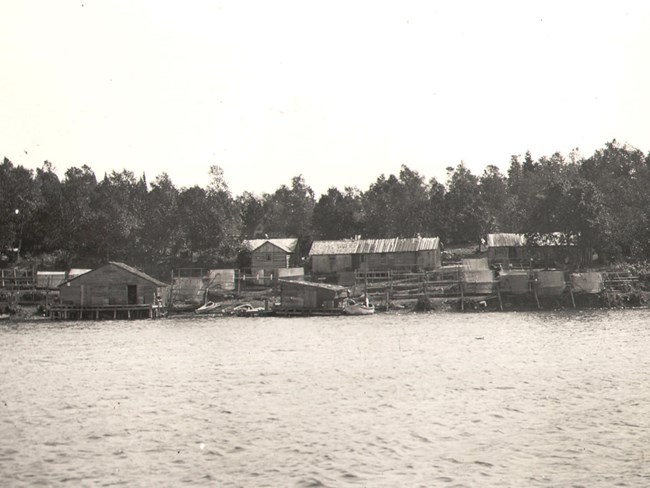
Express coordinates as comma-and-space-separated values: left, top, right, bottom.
353, 268, 643, 311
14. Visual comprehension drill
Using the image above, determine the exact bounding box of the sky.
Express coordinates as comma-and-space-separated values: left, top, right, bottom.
1, 1, 649, 196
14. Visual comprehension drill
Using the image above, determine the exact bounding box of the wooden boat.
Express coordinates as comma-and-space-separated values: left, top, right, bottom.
195, 301, 222, 314
343, 299, 375, 315
232, 303, 266, 316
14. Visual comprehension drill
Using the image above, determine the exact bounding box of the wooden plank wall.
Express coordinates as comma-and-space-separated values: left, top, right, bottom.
251, 242, 290, 274
60, 266, 162, 306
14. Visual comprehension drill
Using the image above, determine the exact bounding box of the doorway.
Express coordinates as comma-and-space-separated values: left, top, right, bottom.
127, 285, 137, 304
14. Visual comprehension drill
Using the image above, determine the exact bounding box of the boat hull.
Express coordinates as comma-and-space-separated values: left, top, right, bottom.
343, 304, 375, 315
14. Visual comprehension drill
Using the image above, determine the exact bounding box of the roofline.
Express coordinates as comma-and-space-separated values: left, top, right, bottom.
58, 262, 168, 287
244, 238, 298, 253
251, 241, 295, 254
309, 237, 440, 255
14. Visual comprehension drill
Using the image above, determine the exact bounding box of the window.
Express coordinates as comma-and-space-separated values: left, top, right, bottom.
267, 254, 272, 261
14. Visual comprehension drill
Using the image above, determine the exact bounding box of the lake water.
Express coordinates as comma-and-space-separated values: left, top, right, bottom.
2, 310, 650, 487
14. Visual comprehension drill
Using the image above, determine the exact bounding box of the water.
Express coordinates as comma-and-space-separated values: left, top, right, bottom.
2, 310, 650, 487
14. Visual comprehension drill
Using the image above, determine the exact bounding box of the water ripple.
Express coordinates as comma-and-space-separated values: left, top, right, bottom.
2, 310, 650, 486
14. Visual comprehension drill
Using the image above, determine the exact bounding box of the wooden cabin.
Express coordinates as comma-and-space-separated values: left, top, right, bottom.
276, 279, 348, 314
243, 238, 299, 282
52, 262, 168, 320
309, 237, 441, 276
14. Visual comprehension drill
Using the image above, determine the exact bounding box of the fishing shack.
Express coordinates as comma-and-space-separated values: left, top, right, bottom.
275, 279, 348, 315
309, 237, 441, 281
486, 233, 527, 268
51, 262, 168, 320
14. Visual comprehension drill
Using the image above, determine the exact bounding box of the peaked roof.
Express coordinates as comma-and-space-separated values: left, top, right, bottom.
243, 238, 299, 253
309, 237, 440, 256
59, 262, 168, 287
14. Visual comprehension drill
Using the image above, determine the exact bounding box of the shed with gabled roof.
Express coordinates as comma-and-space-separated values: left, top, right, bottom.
58, 261, 168, 307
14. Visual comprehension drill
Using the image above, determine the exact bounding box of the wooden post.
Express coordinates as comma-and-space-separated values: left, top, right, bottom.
364, 273, 368, 299
569, 285, 576, 309
423, 271, 428, 299
497, 285, 504, 311
533, 279, 541, 309
459, 268, 465, 311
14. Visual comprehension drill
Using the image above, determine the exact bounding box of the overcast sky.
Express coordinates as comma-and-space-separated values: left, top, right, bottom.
1, 1, 649, 196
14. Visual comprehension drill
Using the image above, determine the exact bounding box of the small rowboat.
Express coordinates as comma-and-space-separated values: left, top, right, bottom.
195, 301, 222, 314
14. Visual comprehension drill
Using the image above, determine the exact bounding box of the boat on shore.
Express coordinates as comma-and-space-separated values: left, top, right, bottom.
343, 298, 375, 315
195, 301, 222, 314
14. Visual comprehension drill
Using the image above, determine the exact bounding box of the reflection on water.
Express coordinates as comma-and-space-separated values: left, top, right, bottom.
2, 310, 650, 486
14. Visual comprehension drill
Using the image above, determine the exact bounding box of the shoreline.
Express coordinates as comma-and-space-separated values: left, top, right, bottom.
3, 287, 649, 322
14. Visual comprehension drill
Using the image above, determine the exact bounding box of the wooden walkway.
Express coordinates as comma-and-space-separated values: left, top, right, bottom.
49, 304, 166, 320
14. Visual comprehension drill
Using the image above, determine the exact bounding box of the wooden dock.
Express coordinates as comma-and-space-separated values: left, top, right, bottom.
49, 304, 166, 320
272, 307, 345, 317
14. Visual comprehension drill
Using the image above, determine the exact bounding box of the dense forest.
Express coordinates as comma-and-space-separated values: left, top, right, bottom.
1, 140, 649, 275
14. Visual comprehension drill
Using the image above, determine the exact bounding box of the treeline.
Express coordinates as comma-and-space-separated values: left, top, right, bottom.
1, 140, 649, 274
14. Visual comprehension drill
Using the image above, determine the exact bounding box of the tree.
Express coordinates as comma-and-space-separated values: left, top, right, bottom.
312, 186, 363, 239
0, 158, 41, 261
479, 165, 507, 235
580, 140, 650, 259
444, 163, 482, 244
58, 165, 98, 262
238, 192, 267, 238
30, 161, 64, 255
88, 170, 144, 262
361, 165, 431, 238
139, 173, 181, 266
264, 175, 315, 238
425, 177, 447, 239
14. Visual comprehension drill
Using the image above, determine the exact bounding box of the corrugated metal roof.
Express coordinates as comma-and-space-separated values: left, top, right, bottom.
243, 238, 298, 253
309, 237, 440, 256
487, 233, 526, 247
